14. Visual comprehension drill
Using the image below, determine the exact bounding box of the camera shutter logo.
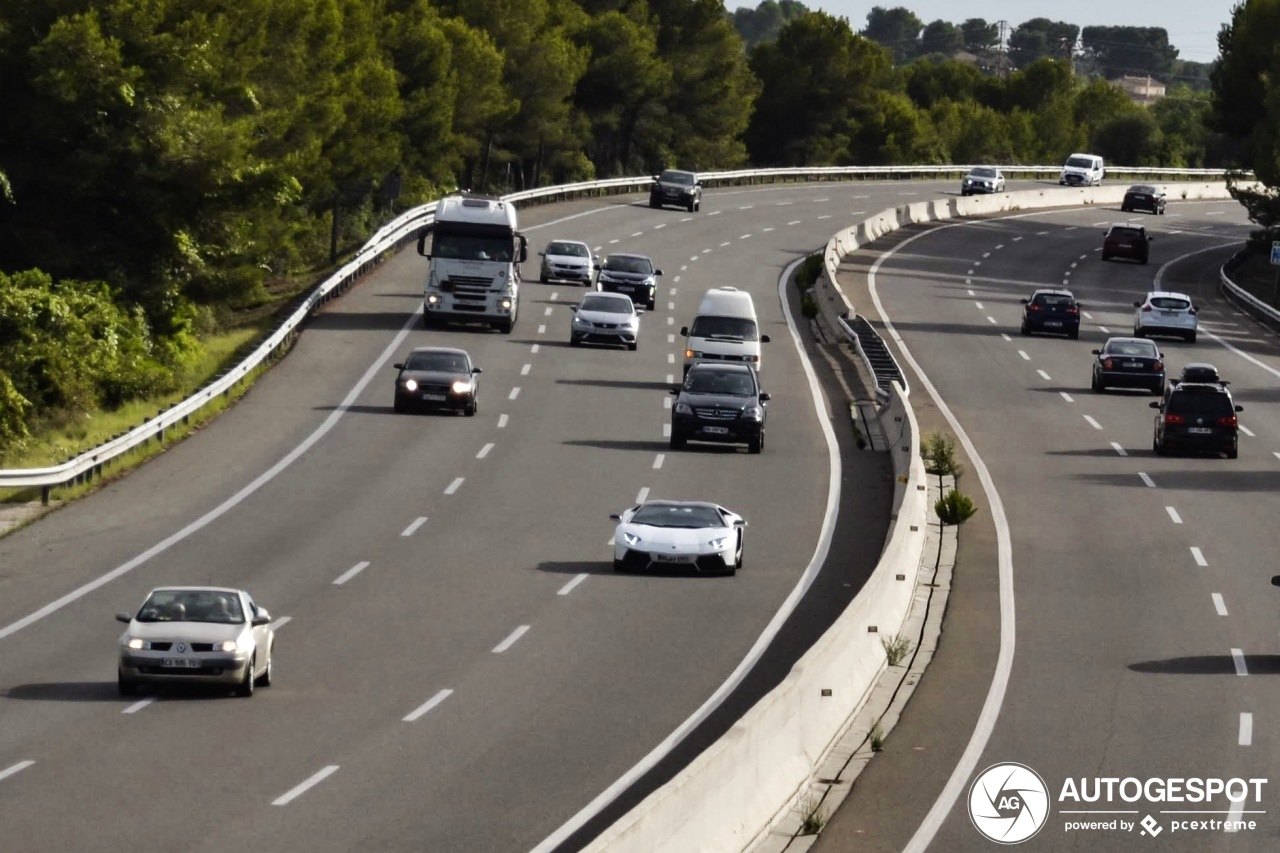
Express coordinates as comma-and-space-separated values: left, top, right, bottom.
969, 762, 1051, 844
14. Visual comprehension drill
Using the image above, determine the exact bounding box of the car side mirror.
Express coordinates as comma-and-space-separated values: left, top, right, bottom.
1271, 575, 1280, 588
669, 388, 679, 395
1147, 236, 1154, 242
472, 367, 483, 374
759, 391, 771, 402
735, 519, 748, 528
115, 612, 132, 624
1090, 349, 1101, 355
1149, 401, 1161, 409
1235, 405, 1244, 412
594, 264, 602, 271
416, 230, 429, 257
761, 334, 771, 343
635, 308, 646, 315
538, 251, 545, 257
609, 513, 621, 521
1020, 298, 1029, 304
252, 614, 271, 627
393, 363, 404, 370
569, 305, 578, 312
680, 326, 689, 336
654, 269, 664, 276
1133, 301, 1142, 307
1158, 352, 1164, 359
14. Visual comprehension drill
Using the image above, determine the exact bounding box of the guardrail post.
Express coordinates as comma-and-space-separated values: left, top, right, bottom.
41, 485, 50, 505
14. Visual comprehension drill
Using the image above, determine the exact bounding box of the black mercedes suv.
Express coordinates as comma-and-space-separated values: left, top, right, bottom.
670, 363, 769, 453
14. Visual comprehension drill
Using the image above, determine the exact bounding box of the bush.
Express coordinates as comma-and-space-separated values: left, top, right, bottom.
935, 488, 978, 525
795, 253, 825, 289
922, 430, 962, 476
800, 292, 818, 318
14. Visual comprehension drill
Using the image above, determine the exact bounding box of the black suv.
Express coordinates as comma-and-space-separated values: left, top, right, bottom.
670, 363, 769, 453
1020, 288, 1081, 338
1150, 382, 1243, 458
649, 169, 701, 212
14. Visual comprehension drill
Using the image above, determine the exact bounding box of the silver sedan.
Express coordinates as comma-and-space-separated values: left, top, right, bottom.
116, 586, 275, 697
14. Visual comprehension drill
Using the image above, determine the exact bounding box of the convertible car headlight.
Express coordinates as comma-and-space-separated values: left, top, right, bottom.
404, 378, 418, 391
674, 402, 693, 415
707, 536, 728, 549
125, 637, 145, 650
621, 532, 640, 547
451, 380, 472, 394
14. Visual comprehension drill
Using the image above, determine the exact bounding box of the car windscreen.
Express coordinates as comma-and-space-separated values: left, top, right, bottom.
547, 242, 588, 257
580, 297, 631, 314
605, 256, 652, 274
1066, 156, 1094, 168
631, 504, 722, 528
688, 316, 758, 340
1166, 390, 1234, 418
684, 370, 757, 396
1150, 297, 1190, 311
405, 351, 468, 372
659, 171, 694, 185
137, 590, 244, 624
971, 168, 997, 177
432, 233, 514, 262
1103, 340, 1157, 357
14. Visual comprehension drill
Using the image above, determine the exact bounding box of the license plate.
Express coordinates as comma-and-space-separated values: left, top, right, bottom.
1123, 361, 1142, 368
655, 554, 693, 563
1044, 321, 1062, 327
161, 658, 200, 668
422, 393, 446, 401
702, 426, 729, 434
1160, 310, 1177, 317
1188, 427, 1212, 434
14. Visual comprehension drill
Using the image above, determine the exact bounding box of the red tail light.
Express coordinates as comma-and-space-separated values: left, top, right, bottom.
1102, 358, 1114, 369
1067, 307, 1079, 314
1027, 305, 1041, 312
1153, 360, 1163, 371
1164, 414, 1184, 425
1218, 415, 1237, 427
1142, 306, 1153, 312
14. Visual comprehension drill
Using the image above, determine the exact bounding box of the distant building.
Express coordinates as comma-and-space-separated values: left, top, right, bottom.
1114, 75, 1166, 104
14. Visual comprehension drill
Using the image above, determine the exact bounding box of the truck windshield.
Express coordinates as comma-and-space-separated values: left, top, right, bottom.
432, 233, 514, 262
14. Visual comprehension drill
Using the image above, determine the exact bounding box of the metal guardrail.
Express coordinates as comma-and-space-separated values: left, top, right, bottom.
1220, 251, 1280, 333
0, 163, 1244, 497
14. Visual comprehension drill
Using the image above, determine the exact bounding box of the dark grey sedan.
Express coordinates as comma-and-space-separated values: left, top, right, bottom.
393, 346, 481, 415
1091, 337, 1164, 394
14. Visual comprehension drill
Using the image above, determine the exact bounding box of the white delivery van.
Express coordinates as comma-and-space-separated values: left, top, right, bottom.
680, 287, 770, 375
1059, 153, 1105, 187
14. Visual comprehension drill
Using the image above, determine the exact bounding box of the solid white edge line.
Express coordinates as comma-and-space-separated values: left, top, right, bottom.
1212, 593, 1228, 616
122, 698, 154, 714
558, 574, 589, 596
401, 516, 428, 537
1231, 648, 1247, 676
333, 561, 371, 585
403, 688, 454, 722
530, 254, 844, 853
0, 761, 35, 782
0, 308, 425, 643
492, 625, 530, 654
1240, 712, 1253, 745
272, 765, 339, 806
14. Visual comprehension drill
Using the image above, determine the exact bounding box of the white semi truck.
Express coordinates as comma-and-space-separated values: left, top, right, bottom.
416, 194, 528, 333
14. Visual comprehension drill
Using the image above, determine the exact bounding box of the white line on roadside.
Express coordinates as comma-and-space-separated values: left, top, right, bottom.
0, 761, 35, 783
273, 766, 339, 806
530, 344, 539, 354
1017, 351, 1030, 361
549, 292, 559, 301
1212, 593, 1228, 616
1110, 442, 1127, 457
558, 574, 589, 596
1166, 507, 1182, 524
476, 443, 494, 459
521, 364, 531, 376
1037, 370, 1051, 381
493, 625, 530, 654
1240, 712, 1253, 745
668, 334, 675, 344
508, 387, 521, 400
544, 307, 552, 316
987, 316, 997, 324
653, 454, 665, 469
1083, 415, 1102, 430
537, 324, 546, 334
1238, 425, 1254, 437
1060, 392, 1074, 403
403, 689, 453, 722
1191, 547, 1208, 567
401, 517, 427, 537
1138, 472, 1155, 488
498, 414, 509, 428
1231, 648, 1247, 676
975, 302, 984, 310
636, 487, 650, 503
663, 424, 671, 437
334, 561, 371, 585
788, 220, 801, 226
1098, 325, 1109, 333
122, 698, 154, 714
1000, 333, 1011, 342
444, 478, 464, 495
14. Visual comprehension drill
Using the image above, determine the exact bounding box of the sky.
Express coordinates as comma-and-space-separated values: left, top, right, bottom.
739, 1, 1241, 63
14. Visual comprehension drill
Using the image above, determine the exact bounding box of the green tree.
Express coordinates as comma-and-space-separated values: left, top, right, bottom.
731, 0, 810, 48
1008, 18, 1078, 69
959, 18, 999, 53
918, 20, 962, 58
1092, 111, 1162, 165
1150, 90, 1212, 167
860, 6, 922, 64
904, 59, 983, 109
1080, 26, 1178, 80
1073, 79, 1138, 152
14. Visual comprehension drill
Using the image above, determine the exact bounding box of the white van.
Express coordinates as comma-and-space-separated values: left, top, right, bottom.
680, 287, 770, 375
1059, 153, 1105, 187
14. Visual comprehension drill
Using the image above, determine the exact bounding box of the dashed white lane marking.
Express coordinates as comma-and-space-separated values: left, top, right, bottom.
403, 688, 453, 722
444, 478, 464, 495
1059, 392, 1074, 403
654, 223, 666, 230
508, 387, 521, 400
763, 227, 775, 232
987, 316, 997, 324
982, 252, 991, 258
664, 396, 672, 409
606, 534, 614, 546
967, 289, 975, 296
1207, 210, 1225, 215
776, 201, 792, 206
670, 288, 677, 296
1238, 425, 1254, 437
493, 625, 530, 653
1017, 350, 1030, 360
1098, 325, 1110, 334
1166, 506, 1183, 524
995, 244, 1004, 250
537, 324, 546, 334
1225, 800, 1246, 831
689, 255, 699, 261
273, 766, 340, 806
975, 302, 984, 310
1212, 593, 1229, 616
1190, 547, 1208, 567
680, 217, 692, 223
707, 211, 721, 217
498, 414, 509, 428
401, 517, 428, 537
0, 761, 35, 782
1110, 442, 1127, 457
636, 487, 650, 503
549, 292, 559, 301
521, 363, 531, 376
1083, 415, 1102, 430
1231, 648, 1247, 676
1274, 451, 1280, 462
630, 232, 643, 238
1000, 333, 1011, 342
787, 220, 801, 226
1036, 230, 1050, 236
667, 301, 675, 310
666, 374, 675, 384
334, 561, 371, 585
667, 334, 675, 343
476, 443, 494, 459
1240, 712, 1253, 745
1037, 370, 1051, 380
530, 344, 539, 354
1093, 221, 1109, 227
720, 241, 731, 247
740, 234, 752, 240
667, 317, 674, 326
663, 424, 672, 437
544, 307, 554, 317
818, 214, 832, 220
702, 248, 712, 254
558, 574, 589, 596
1012, 236, 1023, 242
1138, 472, 1156, 488
653, 454, 665, 470
667, 353, 675, 364
270, 616, 291, 632
1063, 226, 1077, 231
122, 698, 154, 714
1070, 262, 1078, 269
680, 264, 689, 271
1082, 311, 1094, 320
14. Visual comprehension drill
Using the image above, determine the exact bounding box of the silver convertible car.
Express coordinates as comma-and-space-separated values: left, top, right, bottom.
116, 587, 275, 697
610, 500, 746, 576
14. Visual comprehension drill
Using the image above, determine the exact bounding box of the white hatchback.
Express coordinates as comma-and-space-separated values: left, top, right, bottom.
1133, 291, 1198, 343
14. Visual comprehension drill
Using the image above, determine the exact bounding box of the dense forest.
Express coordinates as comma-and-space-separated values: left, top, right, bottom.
0, 0, 1276, 459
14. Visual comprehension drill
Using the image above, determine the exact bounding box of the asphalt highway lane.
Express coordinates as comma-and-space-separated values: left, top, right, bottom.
0, 179, 997, 851
814, 199, 1280, 852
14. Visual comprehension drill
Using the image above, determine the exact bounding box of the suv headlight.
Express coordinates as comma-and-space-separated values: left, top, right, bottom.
743, 405, 763, 420
674, 401, 693, 415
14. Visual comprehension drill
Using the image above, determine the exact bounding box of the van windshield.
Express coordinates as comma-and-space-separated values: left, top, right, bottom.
1066, 156, 1095, 169
689, 316, 758, 340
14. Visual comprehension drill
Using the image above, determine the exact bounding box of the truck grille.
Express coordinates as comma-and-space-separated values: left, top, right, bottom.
442, 275, 495, 294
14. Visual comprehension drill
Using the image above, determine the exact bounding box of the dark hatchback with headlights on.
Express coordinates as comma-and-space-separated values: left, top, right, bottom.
1151, 382, 1243, 458
1020, 288, 1081, 338
670, 363, 769, 454
649, 169, 701, 212
392, 346, 481, 415
1091, 337, 1164, 394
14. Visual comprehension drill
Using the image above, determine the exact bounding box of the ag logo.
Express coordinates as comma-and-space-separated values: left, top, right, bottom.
968, 762, 1050, 844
